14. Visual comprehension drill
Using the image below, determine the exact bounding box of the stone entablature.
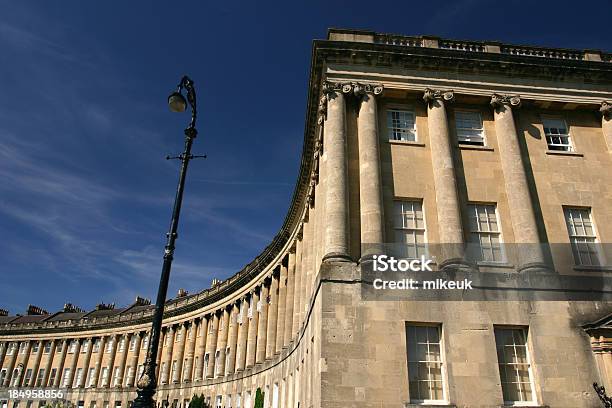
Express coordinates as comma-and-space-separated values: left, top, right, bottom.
331, 28, 611, 62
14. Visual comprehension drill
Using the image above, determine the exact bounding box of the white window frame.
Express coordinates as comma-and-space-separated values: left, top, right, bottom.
100, 367, 109, 386
405, 323, 448, 404
112, 366, 121, 387
35, 368, 45, 387
23, 369, 32, 387
386, 107, 417, 142
541, 116, 573, 152
61, 368, 71, 387
48, 368, 57, 386
203, 353, 210, 378
455, 109, 486, 146
171, 360, 177, 382
74, 367, 83, 388
564, 207, 603, 266
87, 367, 96, 388
6, 343, 16, 355
494, 327, 537, 406
393, 199, 428, 259
125, 366, 133, 387
467, 203, 506, 263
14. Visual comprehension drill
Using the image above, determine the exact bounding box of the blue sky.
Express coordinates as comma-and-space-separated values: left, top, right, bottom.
0, 0, 608, 314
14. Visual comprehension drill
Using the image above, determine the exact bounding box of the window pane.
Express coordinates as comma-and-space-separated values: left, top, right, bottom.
564, 208, 600, 265
387, 110, 416, 141
495, 328, 534, 404
468, 204, 503, 262
394, 201, 427, 259
456, 111, 484, 145
406, 325, 444, 402
542, 117, 571, 151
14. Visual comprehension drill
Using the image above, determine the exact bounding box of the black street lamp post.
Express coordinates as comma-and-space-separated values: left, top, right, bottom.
132, 75, 201, 408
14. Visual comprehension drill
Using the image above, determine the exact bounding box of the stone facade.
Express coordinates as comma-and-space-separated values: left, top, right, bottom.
1, 29, 612, 408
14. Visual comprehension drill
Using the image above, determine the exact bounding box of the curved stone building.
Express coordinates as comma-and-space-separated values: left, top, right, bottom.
1, 29, 612, 408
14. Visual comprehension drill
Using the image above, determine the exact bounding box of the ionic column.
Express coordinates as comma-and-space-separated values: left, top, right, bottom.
225, 302, 240, 375
15, 341, 33, 386
78, 338, 94, 388
283, 248, 296, 347
292, 236, 303, 337
356, 83, 385, 259
255, 282, 269, 364
91, 337, 106, 388
66, 339, 82, 388
423, 89, 466, 267
275, 260, 288, 353
183, 319, 199, 382
266, 271, 279, 359
205, 313, 219, 378
3, 342, 18, 386
41, 340, 57, 387
601, 102, 612, 151
172, 324, 186, 383
161, 326, 176, 384
127, 332, 143, 387
53, 340, 69, 387
0, 342, 6, 371
246, 289, 260, 368
491, 94, 547, 271
116, 335, 131, 387
321, 81, 351, 262
235, 295, 250, 372
194, 316, 208, 381
29, 341, 44, 387
105, 335, 119, 387
215, 308, 230, 377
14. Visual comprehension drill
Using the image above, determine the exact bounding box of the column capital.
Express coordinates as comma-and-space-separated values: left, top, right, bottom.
318, 81, 347, 124
600, 101, 612, 120
490, 93, 521, 110
297, 221, 304, 238
321, 80, 353, 96
423, 88, 454, 106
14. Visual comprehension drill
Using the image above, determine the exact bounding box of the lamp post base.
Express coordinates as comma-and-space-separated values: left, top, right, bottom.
131, 388, 156, 408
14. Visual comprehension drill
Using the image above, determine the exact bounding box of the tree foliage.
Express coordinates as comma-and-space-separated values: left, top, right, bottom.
254, 387, 265, 408
189, 393, 210, 408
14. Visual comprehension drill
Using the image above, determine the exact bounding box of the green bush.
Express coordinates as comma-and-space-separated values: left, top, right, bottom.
189, 393, 210, 408
254, 387, 264, 408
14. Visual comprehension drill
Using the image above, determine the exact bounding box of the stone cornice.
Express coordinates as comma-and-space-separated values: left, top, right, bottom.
314, 38, 612, 86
